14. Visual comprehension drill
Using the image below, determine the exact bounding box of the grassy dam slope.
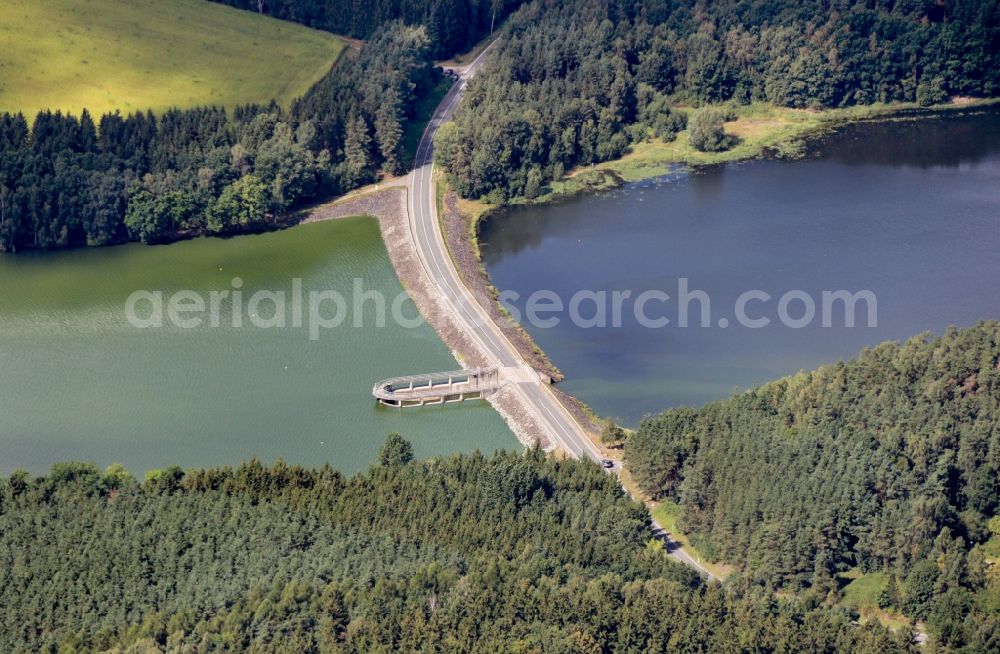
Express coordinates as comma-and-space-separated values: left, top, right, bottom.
0, 0, 346, 117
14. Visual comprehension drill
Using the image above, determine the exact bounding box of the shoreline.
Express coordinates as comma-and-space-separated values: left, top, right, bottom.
302, 185, 558, 451
445, 97, 1000, 583
438, 180, 610, 441
11, 99, 994, 457
5, 98, 994, 256
499, 97, 1000, 210
433, 96, 1000, 490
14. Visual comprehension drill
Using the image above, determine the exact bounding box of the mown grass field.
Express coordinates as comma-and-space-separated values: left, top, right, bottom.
839, 569, 888, 611
0, 0, 345, 118
836, 568, 913, 631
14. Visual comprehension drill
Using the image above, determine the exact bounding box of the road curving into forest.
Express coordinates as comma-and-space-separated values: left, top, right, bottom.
405, 40, 713, 580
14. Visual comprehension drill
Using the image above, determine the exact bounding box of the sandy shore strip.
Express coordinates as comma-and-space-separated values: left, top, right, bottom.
304, 187, 557, 450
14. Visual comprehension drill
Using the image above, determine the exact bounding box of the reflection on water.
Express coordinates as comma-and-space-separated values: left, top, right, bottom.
812, 109, 1000, 168
480, 108, 1000, 425
687, 164, 729, 203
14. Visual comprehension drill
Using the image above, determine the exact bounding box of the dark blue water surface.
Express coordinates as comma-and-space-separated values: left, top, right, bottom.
479, 109, 1000, 424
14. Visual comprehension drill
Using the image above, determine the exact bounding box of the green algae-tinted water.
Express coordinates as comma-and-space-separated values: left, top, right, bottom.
0, 217, 516, 475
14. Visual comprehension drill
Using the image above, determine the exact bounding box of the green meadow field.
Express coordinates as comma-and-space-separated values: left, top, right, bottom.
0, 0, 345, 118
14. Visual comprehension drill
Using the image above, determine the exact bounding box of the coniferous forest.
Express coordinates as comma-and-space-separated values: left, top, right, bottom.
626, 322, 1000, 651
3, 0, 998, 249
437, 0, 1000, 200
0, 447, 915, 653
0, 22, 435, 251
3, 1, 1000, 651
208, 0, 526, 58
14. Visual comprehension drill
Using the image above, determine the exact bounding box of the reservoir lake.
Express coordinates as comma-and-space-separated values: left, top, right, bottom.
480, 109, 1000, 425
0, 217, 517, 475
5, 109, 999, 472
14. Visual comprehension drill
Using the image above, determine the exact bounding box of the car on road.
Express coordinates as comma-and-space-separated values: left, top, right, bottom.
601, 459, 614, 469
